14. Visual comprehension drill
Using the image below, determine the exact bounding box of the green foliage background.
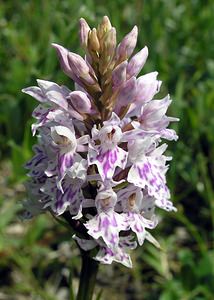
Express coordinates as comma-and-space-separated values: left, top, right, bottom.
0, 0, 214, 299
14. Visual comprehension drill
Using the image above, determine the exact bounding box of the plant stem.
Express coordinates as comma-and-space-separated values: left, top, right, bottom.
76, 252, 99, 300
69, 266, 75, 300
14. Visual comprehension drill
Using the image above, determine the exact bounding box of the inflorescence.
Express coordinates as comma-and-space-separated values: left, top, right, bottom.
22, 16, 179, 268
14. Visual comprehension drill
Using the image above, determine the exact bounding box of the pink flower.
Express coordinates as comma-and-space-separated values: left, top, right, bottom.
22, 16, 178, 268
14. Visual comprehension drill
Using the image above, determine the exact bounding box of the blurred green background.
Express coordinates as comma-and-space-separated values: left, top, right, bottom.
0, 0, 214, 299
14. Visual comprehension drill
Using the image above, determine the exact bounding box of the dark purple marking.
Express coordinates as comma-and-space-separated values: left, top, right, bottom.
58, 152, 73, 176
143, 163, 150, 173
97, 150, 106, 163
105, 247, 114, 256
103, 156, 111, 178
110, 214, 118, 227
109, 233, 117, 245
137, 166, 148, 180
110, 149, 117, 164
149, 177, 157, 186
134, 223, 143, 233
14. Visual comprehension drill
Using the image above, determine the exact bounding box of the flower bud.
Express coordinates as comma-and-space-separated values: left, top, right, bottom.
88, 28, 100, 53
116, 26, 138, 62
97, 15, 112, 41
99, 28, 117, 74
79, 18, 90, 47
68, 91, 92, 113
112, 61, 128, 88
52, 43, 81, 85
67, 52, 96, 85
127, 46, 148, 79
135, 72, 161, 103
104, 27, 117, 57
114, 77, 137, 114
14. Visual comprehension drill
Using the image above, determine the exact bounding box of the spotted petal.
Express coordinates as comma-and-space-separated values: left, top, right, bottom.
88, 146, 128, 181
155, 197, 177, 212
123, 211, 157, 245
85, 211, 126, 249
95, 235, 137, 268
95, 245, 133, 268
58, 151, 74, 178
50, 178, 83, 216
25, 145, 47, 178
127, 157, 170, 201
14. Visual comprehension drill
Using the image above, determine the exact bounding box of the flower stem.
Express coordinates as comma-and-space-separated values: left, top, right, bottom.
76, 252, 99, 300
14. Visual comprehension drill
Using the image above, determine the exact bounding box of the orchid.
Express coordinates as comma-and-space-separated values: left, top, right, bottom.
22, 16, 178, 300
88, 113, 128, 181
85, 187, 127, 249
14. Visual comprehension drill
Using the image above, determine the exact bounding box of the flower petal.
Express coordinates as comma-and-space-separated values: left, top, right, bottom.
88, 146, 128, 181
116, 26, 138, 61
95, 245, 133, 268
22, 86, 46, 102
112, 61, 128, 89
126, 46, 148, 79
51, 178, 82, 215
127, 158, 170, 201
85, 211, 126, 249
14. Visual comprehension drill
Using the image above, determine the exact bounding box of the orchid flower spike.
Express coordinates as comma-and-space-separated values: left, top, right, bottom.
22, 16, 179, 268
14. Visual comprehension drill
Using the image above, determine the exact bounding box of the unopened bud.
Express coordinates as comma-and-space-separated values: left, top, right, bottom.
52, 43, 81, 85
99, 28, 117, 74
102, 16, 112, 31
79, 18, 90, 47
68, 52, 89, 74
127, 46, 148, 79
68, 91, 92, 113
114, 77, 137, 114
88, 28, 100, 53
104, 27, 117, 56
135, 72, 160, 103
67, 52, 96, 85
97, 16, 112, 40
116, 26, 138, 62
112, 61, 128, 88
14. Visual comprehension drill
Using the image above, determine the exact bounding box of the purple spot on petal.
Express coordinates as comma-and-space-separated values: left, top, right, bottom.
110, 150, 117, 164
58, 152, 73, 176
134, 223, 143, 233
138, 166, 148, 180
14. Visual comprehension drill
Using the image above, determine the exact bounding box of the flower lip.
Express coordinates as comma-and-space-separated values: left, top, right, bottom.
67, 91, 92, 114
